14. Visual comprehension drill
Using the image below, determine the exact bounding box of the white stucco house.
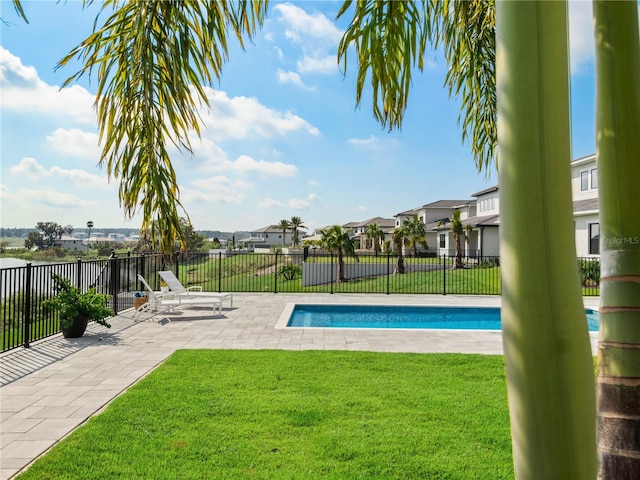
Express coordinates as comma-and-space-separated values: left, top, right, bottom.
243, 225, 295, 249
572, 154, 599, 257
427, 189, 500, 258
343, 217, 396, 251
393, 153, 598, 259
56, 235, 88, 251
395, 200, 474, 254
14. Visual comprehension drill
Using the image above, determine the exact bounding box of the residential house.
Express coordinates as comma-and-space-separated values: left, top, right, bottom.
428, 153, 599, 258
343, 217, 396, 251
572, 154, 599, 257
395, 200, 473, 253
243, 225, 295, 249
56, 235, 88, 251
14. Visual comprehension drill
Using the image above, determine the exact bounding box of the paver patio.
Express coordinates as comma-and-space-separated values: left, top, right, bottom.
0, 293, 599, 479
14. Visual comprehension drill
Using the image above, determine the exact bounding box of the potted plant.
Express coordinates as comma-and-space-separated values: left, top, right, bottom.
160, 280, 169, 293
43, 274, 113, 338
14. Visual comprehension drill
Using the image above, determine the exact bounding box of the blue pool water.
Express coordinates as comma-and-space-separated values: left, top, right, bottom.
287, 305, 600, 331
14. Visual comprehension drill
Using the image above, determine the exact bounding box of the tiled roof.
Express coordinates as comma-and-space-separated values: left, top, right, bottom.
573, 198, 599, 213
472, 185, 499, 197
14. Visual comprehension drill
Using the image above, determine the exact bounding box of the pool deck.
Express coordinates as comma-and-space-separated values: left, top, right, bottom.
0, 293, 599, 479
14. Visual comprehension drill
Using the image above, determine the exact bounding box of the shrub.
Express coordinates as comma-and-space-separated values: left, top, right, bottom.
578, 258, 600, 286
277, 264, 302, 281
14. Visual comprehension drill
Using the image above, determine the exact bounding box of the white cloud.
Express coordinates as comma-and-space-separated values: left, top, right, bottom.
288, 198, 309, 209
356, 206, 368, 212
45, 128, 101, 158
201, 89, 320, 139
274, 4, 343, 45
297, 55, 338, 75
9, 157, 107, 187
308, 193, 320, 202
308, 179, 319, 186
186, 175, 251, 204
3, 186, 94, 208
277, 69, 315, 90
232, 155, 298, 176
568, 1, 595, 73
10, 157, 48, 180
257, 197, 284, 208
0, 47, 95, 124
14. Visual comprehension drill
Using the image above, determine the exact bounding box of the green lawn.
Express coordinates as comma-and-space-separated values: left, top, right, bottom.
17, 350, 513, 480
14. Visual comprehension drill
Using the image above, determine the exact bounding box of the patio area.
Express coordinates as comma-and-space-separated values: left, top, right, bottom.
0, 293, 599, 479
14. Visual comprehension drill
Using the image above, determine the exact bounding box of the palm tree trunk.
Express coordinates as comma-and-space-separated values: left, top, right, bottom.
497, 1, 597, 478
593, 2, 640, 477
455, 235, 463, 268
337, 249, 345, 282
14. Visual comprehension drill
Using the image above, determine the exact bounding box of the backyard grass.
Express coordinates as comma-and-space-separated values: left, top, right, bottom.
17, 350, 513, 480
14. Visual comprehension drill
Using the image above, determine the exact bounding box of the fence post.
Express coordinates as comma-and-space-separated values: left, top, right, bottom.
443, 254, 447, 296
386, 252, 391, 295
76, 257, 82, 289
274, 251, 279, 293
109, 252, 119, 312
330, 253, 334, 294
24, 263, 32, 348
218, 252, 222, 293
139, 253, 146, 290
174, 251, 180, 276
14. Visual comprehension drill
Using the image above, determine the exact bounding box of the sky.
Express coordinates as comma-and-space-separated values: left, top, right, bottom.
0, 1, 609, 234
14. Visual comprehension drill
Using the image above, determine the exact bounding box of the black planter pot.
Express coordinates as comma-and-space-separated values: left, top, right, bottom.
61, 314, 89, 338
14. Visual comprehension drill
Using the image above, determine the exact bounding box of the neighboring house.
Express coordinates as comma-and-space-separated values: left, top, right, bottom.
56, 235, 88, 251
572, 154, 599, 257
344, 217, 396, 250
243, 225, 295, 249
428, 153, 599, 258
395, 200, 473, 252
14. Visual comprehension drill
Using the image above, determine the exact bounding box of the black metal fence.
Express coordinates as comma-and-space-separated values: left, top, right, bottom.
0, 252, 600, 352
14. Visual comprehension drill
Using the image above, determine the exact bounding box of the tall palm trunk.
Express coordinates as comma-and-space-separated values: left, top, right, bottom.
337, 248, 346, 282
593, 2, 640, 477
454, 234, 463, 268
497, 1, 597, 478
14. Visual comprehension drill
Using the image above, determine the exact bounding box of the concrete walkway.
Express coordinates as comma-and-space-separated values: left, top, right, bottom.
0, 293, 599, 479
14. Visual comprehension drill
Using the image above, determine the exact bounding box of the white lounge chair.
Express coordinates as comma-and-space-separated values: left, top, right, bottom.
136, 274, 223, 316
158, 270, 233, 308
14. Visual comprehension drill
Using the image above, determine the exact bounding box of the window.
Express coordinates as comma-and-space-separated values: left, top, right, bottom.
439, 234, 446, 249
591, 168, 598, 189
589, 223, 600, 255
581, 171, 589, 191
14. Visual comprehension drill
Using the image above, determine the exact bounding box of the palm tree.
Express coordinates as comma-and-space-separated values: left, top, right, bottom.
319, 225, 357, 283
365, 223, 385, 256
449, 210, 464, 268
20, 1, 267, 255
593, 3, 640, 478
277, 219, 290, 247
337, 1, 616, 477
405, 215, 427, 257
289, 216, 306, 248
391, 223, 409, 274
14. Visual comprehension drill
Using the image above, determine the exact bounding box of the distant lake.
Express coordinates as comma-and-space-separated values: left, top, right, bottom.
0, 258, 58, 269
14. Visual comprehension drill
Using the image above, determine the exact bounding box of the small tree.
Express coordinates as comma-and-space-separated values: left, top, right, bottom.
405, 214, 428, 257
450, 210, 464, 268
365, 223, 385, 256
391, 224, 409, 274
277, 219, 291, 246
319, 225, 358, 282
24, 222, 73, 250
289, 216, 306, 247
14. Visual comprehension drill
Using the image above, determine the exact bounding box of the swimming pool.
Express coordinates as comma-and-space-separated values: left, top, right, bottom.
284, 304, 600, 331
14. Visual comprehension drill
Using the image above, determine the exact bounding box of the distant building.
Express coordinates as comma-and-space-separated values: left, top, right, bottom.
56, 235, 88, 251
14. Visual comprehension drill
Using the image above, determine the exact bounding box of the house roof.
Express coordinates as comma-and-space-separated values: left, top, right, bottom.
472, 185, 499, 197
349, 217, 396, 228
396, 199, 473, 216
431, 214, 501, 231
571, 153, 596, 167
573, 198, 599, 213
250, 225, 288, 233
